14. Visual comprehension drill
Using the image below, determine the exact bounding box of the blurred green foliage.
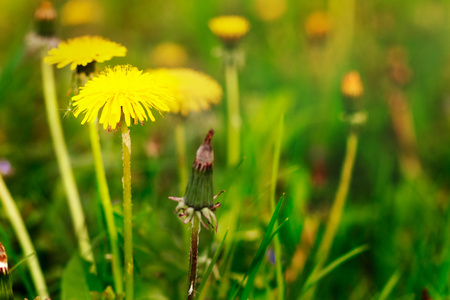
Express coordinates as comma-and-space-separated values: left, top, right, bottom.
1, 0, 450, 299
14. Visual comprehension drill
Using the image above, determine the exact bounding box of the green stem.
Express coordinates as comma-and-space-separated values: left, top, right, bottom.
307, 131, 359, 298
187, 216, 200, 300
121, 123, 134, 300
270, 114, 285, 300
224, 53, 241, 166
40, 54, 95, 266
175, 120, 188, 194
88, 121, 123, 295
0, 174, 49, 299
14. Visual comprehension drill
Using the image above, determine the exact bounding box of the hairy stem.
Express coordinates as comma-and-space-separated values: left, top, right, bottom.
121, 124, 134, 300
187, 216, 200, 300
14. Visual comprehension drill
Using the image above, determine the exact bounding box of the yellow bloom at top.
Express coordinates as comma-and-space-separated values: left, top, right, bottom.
150, 42, 188, 67
209, 15, 250, 46
44, 35, 126, 70
148, 68, 222, 116
72, 65, 173, 130
341, 71, 363, 98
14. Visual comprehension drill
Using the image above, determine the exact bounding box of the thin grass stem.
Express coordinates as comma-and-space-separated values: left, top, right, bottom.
40, 53, 95, 266
270, 113, 285, 300
0, 174, 49, 299
121, 123, 134, 300
306, 130, 359, 298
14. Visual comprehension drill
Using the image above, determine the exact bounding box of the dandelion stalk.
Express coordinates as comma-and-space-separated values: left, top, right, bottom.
187, 216, 200, 300
306, 71, 365, 299
88, 121, 123, 295
224, 56, 241, 166
121, 122, 134, 300
40, 53, 95, 266
0, 174, 49, 299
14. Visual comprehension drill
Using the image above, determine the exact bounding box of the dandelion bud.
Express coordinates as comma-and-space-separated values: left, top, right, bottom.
169, 129, 224, 230
184, 129, 214, 209
0, 243, 13, 300
34, 1, 57, 37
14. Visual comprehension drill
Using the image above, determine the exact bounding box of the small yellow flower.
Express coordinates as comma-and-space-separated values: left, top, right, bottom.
254, 0, 286, 22
72, 65, 173, 130
44, 35, 126, 70
61, 0, 103, 26
305, 11, 331, 41
148, 68, 222, 116
341, 71, 363, 98
208, 15, 250, 45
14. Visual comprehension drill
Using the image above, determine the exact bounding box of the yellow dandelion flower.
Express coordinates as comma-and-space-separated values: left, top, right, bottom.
61, 0, 103, 26
148, 68, 222, 116
44, 35, 126, 70
305, 11, 331, 41
150, 42, 188, 67
72, 65, 173, 130
341, 71, 363, 98
208, 15, 250, 45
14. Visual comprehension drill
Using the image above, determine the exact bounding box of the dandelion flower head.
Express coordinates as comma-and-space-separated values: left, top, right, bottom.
72, 65, 173, 130
44, 35, 126, 70
254, 0, 286, 22
305, 11, 331, 41
341, 71, 363, 98
148, 68, 222, 116
208, 15, 250, 45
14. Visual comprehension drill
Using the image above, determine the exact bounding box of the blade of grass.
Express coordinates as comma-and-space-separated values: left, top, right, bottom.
197, 229, 229, 295
270, 112, 285, 300
376, 268, 401, 300
301, 244, 369, 295
229, 194, 287, 300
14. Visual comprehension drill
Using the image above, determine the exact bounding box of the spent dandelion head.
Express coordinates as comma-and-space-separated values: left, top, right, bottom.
150, 42, 188, 67
35, 0, 57, 37
147, 68, 222, 116
209, 15, 250, 47
169, 129, 224, 231
72, 65, 173, 130
44, 35, 127, 71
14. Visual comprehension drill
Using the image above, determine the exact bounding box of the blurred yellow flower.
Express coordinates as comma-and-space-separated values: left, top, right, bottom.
341, 71, 363, 98
72, 65, 173, 130
209, 15, 250, 45
254, 0, 286, 22
61, 0, 103, 26
44, 35, 126, 70
148, 68, 222, 116
305, 11, 331, 41
150, 42, 188, 67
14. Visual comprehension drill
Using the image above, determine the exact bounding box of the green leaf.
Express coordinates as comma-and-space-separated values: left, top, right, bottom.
61, 254, 92, 300
230, 194, 288, 300
197, 228, 228, 295
377, 268, 401, 300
